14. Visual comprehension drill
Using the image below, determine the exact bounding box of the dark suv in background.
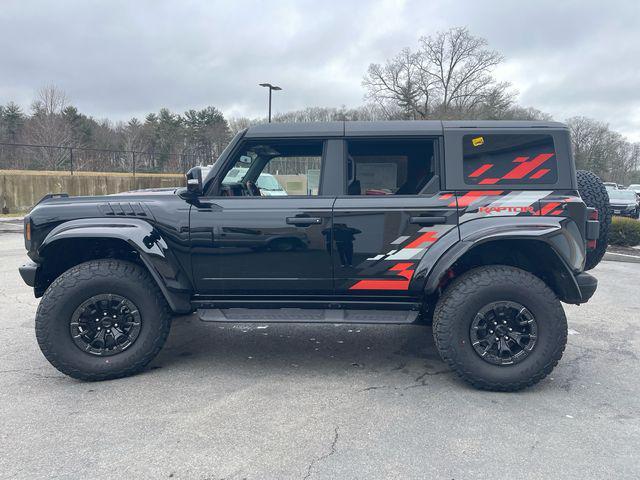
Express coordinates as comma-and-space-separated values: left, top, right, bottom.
608, 188, 639, 218
19, 121, 609, 391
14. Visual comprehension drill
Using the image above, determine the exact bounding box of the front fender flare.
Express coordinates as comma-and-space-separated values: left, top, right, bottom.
39, 218, 192, 313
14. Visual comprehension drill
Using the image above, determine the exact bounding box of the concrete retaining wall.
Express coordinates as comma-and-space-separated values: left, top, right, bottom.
0, 170, 183, 213
0, 170, 318, 213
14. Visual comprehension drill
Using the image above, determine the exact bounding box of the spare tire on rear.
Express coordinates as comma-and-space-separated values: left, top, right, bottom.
577, 170, 611, 270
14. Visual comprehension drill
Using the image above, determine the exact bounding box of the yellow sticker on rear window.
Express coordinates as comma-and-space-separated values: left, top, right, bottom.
472, 136, 484, 147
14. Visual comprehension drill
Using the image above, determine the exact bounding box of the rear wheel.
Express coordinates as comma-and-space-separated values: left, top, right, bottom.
35, 259, 172, 381
577, 170, 611, 270
433, 265, 567, 391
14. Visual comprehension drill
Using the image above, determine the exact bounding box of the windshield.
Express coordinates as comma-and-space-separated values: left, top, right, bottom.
628, 185, 640, 190
202, 129, 246, 185
256, 174, 282, 190
609, 190, 637, 202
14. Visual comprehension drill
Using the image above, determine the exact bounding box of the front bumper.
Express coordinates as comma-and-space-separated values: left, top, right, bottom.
19, 261, 38, 287
575, 272, 597, 303
610, 205, 637, 217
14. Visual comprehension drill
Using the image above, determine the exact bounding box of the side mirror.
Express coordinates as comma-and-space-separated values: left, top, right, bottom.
186, 166, 203, 195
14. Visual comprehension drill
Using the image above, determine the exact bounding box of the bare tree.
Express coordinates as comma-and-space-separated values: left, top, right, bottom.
228, 117, 261, 135
363, 48, 429, 118
566, 116, 640, 183
26, 85, 74, 169
271, 105, 390, 123
363, 27, 514, 120
32, 85, 69, 116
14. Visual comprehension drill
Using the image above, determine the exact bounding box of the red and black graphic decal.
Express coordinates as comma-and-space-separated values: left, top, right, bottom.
349, 262, 415, 291
348, 227, 447, 291
536, 201, 565, 216
534, 194, 581, 216
456, 190, 575, 222
463, 134, 558, 186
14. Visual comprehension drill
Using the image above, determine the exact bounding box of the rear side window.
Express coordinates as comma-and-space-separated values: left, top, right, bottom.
463, 134, 557, 186
346, 139, 435, 195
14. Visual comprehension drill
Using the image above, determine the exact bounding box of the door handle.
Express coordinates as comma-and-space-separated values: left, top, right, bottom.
409, 216, 447, 225
286, 216, 322, 226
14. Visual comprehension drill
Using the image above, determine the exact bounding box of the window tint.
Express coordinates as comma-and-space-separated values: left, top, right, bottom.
346, 139, 435, 195
463, 134, 557, 185
220, 140, 323, 196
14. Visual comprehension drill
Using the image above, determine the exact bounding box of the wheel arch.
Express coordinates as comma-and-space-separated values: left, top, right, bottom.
36, 218, 192, 313
421, 224, 584, 305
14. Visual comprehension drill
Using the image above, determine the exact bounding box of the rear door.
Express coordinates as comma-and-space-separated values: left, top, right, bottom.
332, 136, 459, 297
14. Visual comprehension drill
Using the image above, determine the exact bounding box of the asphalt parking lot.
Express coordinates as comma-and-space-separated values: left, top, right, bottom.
0, 223, 639, 479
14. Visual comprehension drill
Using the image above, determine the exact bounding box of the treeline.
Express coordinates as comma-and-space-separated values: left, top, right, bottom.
0, 86, 232, 173
1, 27, 638, 182
567, 116, 640, 184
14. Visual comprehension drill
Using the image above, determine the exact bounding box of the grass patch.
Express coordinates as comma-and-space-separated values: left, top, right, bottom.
609, 216, 640, 247
0, 211, 28, 217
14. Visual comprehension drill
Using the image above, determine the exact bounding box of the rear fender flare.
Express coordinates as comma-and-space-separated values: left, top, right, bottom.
416, 216, 585, 303
39, 218, 192, 313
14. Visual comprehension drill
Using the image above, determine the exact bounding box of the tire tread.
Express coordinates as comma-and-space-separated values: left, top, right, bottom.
433, 265, 567, 391
577, 170, 611, 271
35, 259, 172, 381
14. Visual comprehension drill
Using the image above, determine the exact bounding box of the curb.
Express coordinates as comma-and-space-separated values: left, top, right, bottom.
604, 251, 640, 264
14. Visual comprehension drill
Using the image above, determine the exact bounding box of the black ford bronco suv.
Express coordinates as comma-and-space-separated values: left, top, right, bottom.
19, 121, 610, 391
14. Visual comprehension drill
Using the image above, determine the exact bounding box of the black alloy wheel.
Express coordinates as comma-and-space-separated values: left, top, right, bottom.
469, 301, 538, 366
70, 293, 142, 356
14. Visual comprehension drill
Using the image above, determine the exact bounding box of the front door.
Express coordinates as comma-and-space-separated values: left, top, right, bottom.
332, 137, 458, 297
190, 138, 335, 295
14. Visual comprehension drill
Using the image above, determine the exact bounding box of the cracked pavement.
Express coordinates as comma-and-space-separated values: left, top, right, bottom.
0, 231, 639, 479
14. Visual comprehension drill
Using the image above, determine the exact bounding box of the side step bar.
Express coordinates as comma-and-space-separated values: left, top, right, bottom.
198, 308, 419, 324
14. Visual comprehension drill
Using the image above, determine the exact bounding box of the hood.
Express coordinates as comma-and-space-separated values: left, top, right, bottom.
110, 187, 178, 196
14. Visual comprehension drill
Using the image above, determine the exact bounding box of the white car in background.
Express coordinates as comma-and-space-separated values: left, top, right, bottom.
252, 172, 288, 196
627, 184, 640, 195
201, 165, 288, 196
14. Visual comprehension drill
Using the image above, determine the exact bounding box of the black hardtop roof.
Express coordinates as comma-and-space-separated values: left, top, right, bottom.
244, 120, 567, 138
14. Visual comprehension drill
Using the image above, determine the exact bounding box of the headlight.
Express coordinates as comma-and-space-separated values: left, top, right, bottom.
24, 216, 31, 241
628, 204, 637, 209
23, 216, 33, 251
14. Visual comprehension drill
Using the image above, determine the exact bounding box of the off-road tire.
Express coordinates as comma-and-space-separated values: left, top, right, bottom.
577, 170, 611, 270
433, 265, 567, 391
35, 259, 172, 381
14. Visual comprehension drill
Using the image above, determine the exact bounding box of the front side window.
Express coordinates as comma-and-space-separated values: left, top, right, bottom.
346, 139, 435, 195
463, 134, 558, 186
219, 140, 323, 196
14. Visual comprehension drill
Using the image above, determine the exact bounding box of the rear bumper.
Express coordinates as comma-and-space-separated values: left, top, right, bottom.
19, 261, 38, 287
575, 272, 597, 303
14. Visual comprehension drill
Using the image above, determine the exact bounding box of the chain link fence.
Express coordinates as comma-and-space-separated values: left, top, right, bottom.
0, 142, 201, 175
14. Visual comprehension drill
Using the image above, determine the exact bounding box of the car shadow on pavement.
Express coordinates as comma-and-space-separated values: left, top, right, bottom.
148, 314, 454, 386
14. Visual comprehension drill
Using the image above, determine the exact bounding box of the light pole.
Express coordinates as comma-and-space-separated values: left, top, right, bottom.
259, 83, 282, 123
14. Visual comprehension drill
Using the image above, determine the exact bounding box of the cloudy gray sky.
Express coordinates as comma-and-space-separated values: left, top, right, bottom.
1, 0, 639, 139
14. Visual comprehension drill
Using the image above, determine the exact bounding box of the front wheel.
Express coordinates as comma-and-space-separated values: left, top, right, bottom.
35, 259, 172, 381
433, 265, 567, 391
